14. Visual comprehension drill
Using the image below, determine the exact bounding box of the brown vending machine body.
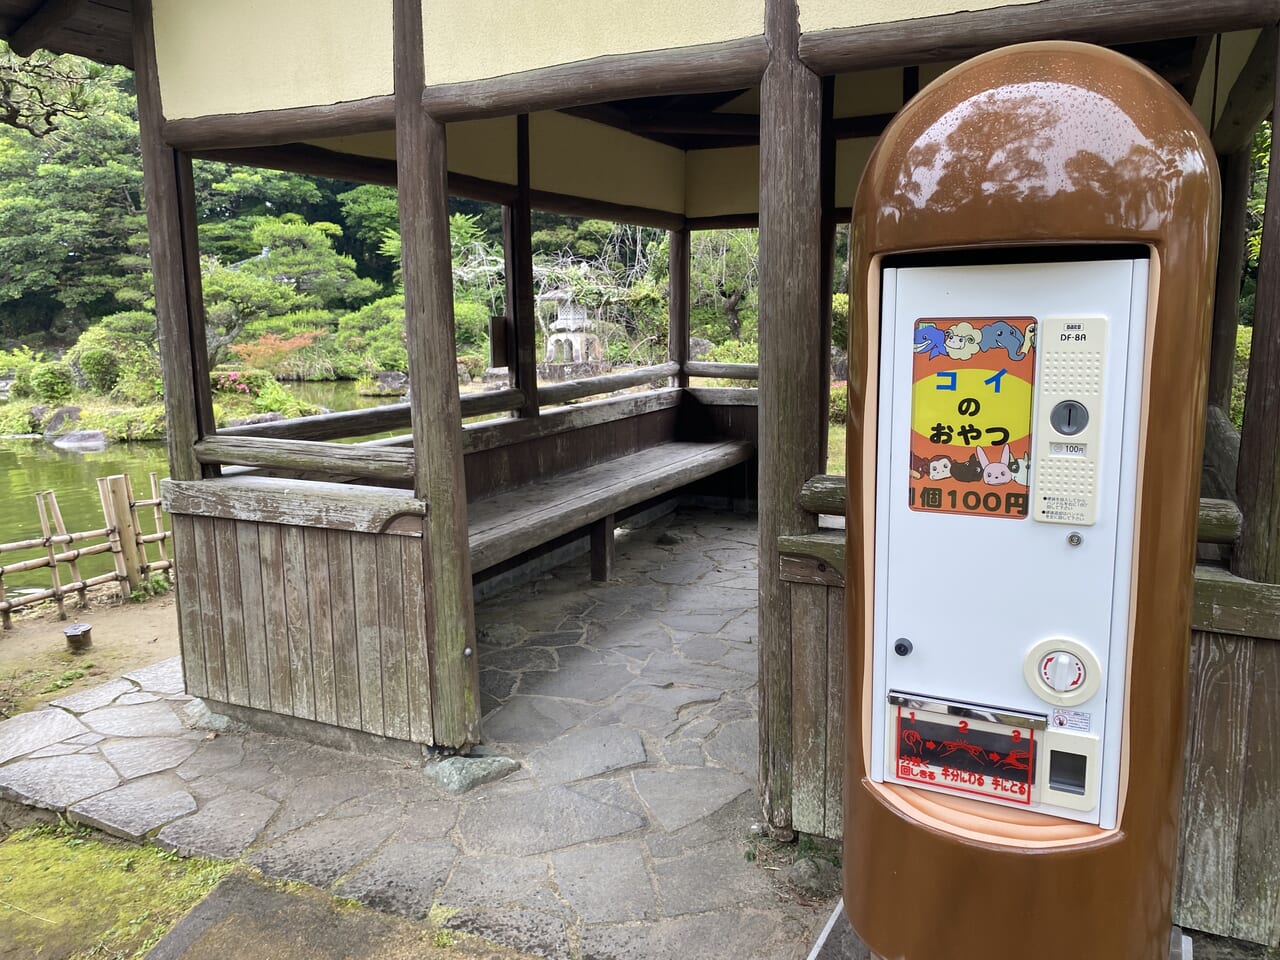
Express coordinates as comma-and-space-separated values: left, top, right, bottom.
844, 42, 1218, 960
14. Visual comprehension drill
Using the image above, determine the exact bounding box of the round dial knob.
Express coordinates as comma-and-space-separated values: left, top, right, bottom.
1040, 651, 1085, 692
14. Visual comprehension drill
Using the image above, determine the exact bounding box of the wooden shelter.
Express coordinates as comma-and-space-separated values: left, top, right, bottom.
3, 0, 1280, 945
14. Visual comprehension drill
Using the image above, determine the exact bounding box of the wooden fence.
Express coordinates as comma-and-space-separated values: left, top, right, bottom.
0, 473, 173, 629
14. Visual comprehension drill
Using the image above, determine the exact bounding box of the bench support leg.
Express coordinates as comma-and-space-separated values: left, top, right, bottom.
590, 514, 615, 583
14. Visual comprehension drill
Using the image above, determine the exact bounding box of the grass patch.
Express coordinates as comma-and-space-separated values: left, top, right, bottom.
0, 822, 230, 960
827, 423, 847, 476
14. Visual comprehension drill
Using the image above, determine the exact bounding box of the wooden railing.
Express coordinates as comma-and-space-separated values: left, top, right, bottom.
684, 361, 760, 381
792, 473, 1279, 642
193, 366, 702, 477
0, 474, 172, 628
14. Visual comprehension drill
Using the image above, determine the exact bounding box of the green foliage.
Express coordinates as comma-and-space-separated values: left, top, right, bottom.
0, 344, 43, 398
0, 402, 37, 434
211, 367, 320, 419
336, 294, 408, 373
0, 821, 230, 960
831, 293, 850, 353
457, 352, 487, 380
453, 299, 491, 350
690, 229, 759, 341
829, 384, 849, 424
79, 402, 168, 441
245, 216, 380, 308
76, 347, 120, 392
71, 311, 163, 403
1231, 325, 1252, 430
703, 339, 759, 364
29, 361, 74, 402
0, 62, 144, 334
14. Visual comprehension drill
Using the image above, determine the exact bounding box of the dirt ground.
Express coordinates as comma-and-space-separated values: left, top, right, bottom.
0, 587, 179, 718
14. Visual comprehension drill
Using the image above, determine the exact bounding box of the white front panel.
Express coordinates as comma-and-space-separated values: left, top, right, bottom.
871, 258, 1149, 828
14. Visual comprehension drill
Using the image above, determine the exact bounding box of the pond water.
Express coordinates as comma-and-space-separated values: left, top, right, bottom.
0, 380, 390, 591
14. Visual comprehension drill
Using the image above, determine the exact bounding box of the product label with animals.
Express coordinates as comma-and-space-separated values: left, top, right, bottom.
909, 316, 1037, 519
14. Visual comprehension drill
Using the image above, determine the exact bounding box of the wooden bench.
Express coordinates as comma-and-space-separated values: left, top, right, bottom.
467, 439, 754, 581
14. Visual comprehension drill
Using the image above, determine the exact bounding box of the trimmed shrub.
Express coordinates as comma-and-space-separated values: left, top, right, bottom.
30, 362, 75, 403
79, 348, 121, 393
829, 384, 849, 424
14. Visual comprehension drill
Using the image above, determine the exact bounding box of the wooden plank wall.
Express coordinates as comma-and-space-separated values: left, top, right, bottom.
1177, 630, 1280, 945
785, 551, 1280, 945
170, 513, 434, 744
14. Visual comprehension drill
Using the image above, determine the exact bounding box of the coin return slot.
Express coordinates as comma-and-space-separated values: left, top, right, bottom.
1049, 749, 1088, 796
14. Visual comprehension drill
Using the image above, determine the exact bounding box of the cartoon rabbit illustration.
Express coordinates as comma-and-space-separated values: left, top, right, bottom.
975, 444, 1015, 486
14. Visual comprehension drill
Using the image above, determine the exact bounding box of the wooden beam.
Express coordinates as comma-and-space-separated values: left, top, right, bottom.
462, 388, 683, 455
421, 35, 769, 123
536, 363, 680, 406
830, 112, 895, 140
590, 514, 615, 582
508, 114, 539, 418
687, 213, 759, 231
1235, 39, 1280, 588
818, 75, 837, 470
758, 0, 823, 839
162, 477, 426, 535
528, 188, 684, 231
394, 0, 480, 748
163, 96, 397, 152
190, 144, 521, 205
1213, 28, 1278, 154
902, 65, 920, 104
669, 227, 691, 388
631, 110, 758, 137
193, 435, 415, 483
191, 144, 397, 187
175, 152, 218, 461
1209, 149, 1253, 412
798, 0, 1280, 76
684, 361, 759, 381
132, 0, 209, 482
1177, 35, 1215, 104
8, 0, 86, 57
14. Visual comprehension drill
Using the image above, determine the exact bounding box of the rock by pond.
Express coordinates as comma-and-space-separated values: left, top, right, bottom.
358, 371, 409, 396
42, 406, 82, 437
51, 430, 109, 453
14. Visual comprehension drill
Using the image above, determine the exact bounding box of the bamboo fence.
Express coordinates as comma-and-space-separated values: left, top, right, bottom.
0, 473, 172, 629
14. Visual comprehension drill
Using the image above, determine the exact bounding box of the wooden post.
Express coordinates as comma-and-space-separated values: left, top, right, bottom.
503, 113, 539, 417
132, 0, 215, 482
669, 226, 691, 388
98, 477, 132, 601
1208, 149, 1253, 412
106, 475, 144, 594
394, 0, 481, 747
35, 494, 66, 620
149, 472, 172, 581
1223, 40, 1280, 946
590, 514, 615, 583
818, 76, 837, 470
758, 0, 824, 836
45, 491, 87, 609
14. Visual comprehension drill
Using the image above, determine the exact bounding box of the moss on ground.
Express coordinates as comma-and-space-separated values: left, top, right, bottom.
0, 822, 230, 960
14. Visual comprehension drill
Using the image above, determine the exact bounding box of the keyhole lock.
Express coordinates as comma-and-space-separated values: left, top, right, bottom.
894, 638, 913, 657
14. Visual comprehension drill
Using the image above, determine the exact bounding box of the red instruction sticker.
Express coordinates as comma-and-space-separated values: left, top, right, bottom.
895, 705, 1036, 806
908, 317, 1037, 519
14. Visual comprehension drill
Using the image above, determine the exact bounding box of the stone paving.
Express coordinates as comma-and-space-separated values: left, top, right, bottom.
0, 509, 833, 960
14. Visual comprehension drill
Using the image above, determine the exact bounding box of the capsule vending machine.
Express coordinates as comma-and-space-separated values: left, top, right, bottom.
843, 43, 1218, 960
